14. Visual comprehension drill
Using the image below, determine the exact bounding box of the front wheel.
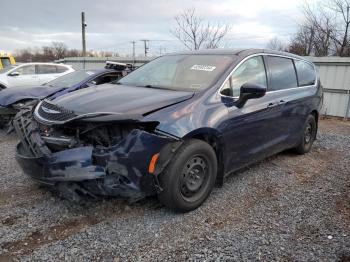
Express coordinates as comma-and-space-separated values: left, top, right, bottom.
158, 139, 217, 212
294, 114, 317, 154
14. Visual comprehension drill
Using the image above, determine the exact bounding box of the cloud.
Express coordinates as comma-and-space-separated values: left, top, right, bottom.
0, 0, 304, 55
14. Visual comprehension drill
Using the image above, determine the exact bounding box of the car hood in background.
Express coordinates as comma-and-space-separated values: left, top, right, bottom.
0, 85, 65, 107
52, 84, 194, 116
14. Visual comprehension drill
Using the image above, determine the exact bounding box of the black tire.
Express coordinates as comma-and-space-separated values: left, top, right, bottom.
158, 139, 217, 212
294, 114, 317, 154
0, 116, 4, 128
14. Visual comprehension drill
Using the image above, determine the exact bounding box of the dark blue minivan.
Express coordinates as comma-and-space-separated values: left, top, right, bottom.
14, 49, 322, 212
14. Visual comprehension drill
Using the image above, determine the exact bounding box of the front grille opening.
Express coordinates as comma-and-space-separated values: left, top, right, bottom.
41, 122, 147, 152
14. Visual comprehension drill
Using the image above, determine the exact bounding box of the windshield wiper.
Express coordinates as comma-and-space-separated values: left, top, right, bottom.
136, 84, 168, 90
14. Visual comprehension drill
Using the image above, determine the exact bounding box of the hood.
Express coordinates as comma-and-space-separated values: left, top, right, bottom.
0, 85, 65, 107
52, 84, 194, 116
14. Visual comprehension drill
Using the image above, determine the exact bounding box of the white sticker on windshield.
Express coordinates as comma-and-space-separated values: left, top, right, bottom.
190, 65, 216, 72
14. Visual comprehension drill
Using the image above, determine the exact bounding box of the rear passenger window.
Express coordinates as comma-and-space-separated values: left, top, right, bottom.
294, 60, 316, 86
37, 65, 57, 74
266, 56, 298, 91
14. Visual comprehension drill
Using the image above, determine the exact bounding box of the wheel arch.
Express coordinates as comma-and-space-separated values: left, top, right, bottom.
310, 109, 319, 134
183, 128, 226, 187
0, 82, 7, 90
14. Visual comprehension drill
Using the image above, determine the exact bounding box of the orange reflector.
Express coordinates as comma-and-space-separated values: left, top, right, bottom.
148, 153, 159, 174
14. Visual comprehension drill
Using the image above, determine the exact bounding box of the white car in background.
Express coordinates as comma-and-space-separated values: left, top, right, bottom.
0, 63, 74, 89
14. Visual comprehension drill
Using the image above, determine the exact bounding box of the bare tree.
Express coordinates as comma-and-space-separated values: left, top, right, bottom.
266, 37, 287, 51
289, 23, 316, 56
171, 8, 231, 50
293, 0, 350, 56
326, 0, 350, 55
51, 42, 68, 59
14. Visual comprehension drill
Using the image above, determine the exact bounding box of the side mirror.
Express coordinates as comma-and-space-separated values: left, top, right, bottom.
8, 71, 20, 77
235, 83, 266, 108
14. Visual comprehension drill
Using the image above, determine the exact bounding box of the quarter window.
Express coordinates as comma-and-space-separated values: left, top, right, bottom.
266, 56, 298, 91
294, 60, 316, 86
221, 56, 267, 97
56, 65, 68, 73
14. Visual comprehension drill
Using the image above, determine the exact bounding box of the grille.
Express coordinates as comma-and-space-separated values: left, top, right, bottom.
13, 107, 51, 157
36, 100, 76, 123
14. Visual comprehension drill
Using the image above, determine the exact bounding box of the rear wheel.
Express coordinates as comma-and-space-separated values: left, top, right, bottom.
294, 114, 317, 154
158, 139, 217, 212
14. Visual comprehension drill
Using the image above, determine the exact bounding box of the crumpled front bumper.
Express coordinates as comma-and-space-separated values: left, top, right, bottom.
16, 144, 105, 183
13, 109, 177, 200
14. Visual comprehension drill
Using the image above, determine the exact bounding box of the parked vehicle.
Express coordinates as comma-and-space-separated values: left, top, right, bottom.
0, 51, 16, 69
0, 62, 133, 127
13, 49, 323, 212
0, 63, 74, 90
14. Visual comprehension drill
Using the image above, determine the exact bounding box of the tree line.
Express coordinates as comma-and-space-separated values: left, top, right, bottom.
14, 42, 117, 62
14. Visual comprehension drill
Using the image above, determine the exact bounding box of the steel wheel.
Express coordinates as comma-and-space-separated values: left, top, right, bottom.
179, 155, 209, 202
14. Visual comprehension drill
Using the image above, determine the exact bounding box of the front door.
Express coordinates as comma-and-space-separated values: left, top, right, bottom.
220, 55, 282, 173
7, 65, 39, 87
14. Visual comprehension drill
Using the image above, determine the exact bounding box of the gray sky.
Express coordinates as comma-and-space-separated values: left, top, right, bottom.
0, 0, 307, 56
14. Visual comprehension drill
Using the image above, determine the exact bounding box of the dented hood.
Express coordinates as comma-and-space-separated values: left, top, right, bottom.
52, 83, 194, 116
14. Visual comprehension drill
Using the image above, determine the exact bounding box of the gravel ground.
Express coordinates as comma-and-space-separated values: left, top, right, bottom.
0, 118, 349, 261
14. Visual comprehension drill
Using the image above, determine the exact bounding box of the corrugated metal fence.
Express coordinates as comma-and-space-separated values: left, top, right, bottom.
57, 56, 350, 119
306, 57, 350, 119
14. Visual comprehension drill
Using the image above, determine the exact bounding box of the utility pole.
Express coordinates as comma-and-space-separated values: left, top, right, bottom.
140, 39, 149, 57
131, 41, 136, 65
81, 12, 87, 57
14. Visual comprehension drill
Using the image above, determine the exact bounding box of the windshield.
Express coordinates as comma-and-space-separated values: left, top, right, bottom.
0, 65, 16, 74
117, 54, 235, 91
45, 70, 96, 88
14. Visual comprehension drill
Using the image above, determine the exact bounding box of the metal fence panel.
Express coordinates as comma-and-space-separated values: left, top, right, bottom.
307, 57, 350, 118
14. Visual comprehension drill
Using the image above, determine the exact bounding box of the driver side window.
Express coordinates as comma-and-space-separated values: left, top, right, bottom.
221, 56, 267, 97
16, 65, 36, 75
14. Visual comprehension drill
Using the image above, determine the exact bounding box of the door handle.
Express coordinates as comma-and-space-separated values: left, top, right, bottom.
278, 100, 287, 105
267, 102, 276, 108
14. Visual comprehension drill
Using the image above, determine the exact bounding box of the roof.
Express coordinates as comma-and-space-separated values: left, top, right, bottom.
168, 48, 305, 60
80, 68, 126, 74
13, 62, 73, 67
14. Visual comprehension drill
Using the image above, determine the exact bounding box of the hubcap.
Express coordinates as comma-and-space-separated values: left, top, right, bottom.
180, 155, 208, 199
304, 123, 312, 144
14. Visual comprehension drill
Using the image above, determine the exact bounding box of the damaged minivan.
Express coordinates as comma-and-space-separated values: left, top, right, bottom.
14, 49, 323, 212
